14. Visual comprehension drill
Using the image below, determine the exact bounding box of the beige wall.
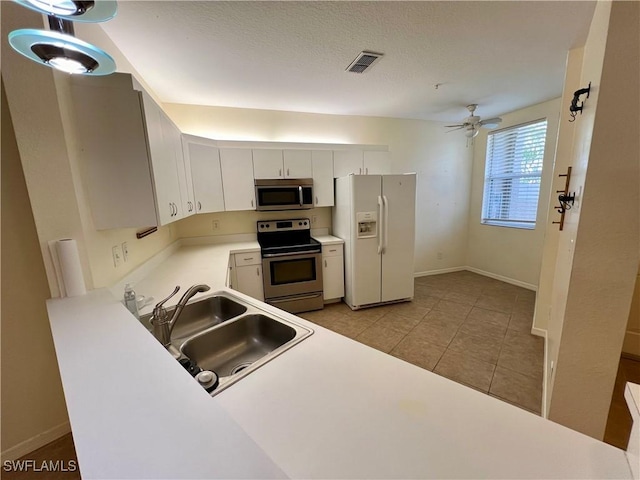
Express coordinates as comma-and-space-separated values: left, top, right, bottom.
545, 0, 639, 439
466, 99, 561, 289
533, 48, 584, 333
166, 103, 473, 275
1, 82, 70, 458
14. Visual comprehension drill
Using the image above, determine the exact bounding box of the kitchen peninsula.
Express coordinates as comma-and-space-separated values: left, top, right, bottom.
47, 239, 637, 479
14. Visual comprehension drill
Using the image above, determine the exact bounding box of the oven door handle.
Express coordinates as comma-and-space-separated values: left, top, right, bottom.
298, 185, 303, 206
269, 293, 322, 304
262, 250, 321, 258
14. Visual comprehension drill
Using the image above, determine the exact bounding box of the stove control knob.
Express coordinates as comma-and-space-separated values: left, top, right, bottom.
298, 222, 302, 226
304, 221, 308, 225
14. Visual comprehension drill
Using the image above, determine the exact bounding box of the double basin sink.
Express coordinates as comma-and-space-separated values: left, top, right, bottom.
140, 291, 313, 395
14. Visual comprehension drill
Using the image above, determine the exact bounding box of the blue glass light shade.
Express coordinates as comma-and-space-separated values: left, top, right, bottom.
9, 29, 116, 75
12, 0, 117, 22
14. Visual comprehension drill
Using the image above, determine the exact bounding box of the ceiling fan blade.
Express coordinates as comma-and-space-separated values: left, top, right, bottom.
480, 117, 502, 128
445, 124, 465, 128
445, 126, 465, 132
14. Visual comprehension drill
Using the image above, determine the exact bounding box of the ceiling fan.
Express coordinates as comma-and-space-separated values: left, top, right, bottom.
445, 104, 502, 138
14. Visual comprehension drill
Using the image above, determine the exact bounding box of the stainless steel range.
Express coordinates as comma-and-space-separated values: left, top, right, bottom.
257, 218, 323, 314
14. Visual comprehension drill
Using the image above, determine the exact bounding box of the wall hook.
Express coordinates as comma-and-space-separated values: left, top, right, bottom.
552, 167, 574, 231
569, 82, 591, 122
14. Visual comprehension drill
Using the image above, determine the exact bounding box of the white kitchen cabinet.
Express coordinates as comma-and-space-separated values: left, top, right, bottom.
253, 149, 313, 179
312, 150, 334, 207
333, 150, 364, 177
183, 136, 225, 214
364, 151, 392, 175
230, 253, 264, 301
283, 150, 313, 178
322, 244, 344, 301
333, 150, 391, 177
68, 73, 192, 229
252, 149, 284, 179
219, 149, 256, 211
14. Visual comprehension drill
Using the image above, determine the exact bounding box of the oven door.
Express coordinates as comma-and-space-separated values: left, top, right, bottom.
262, 251, 323, 300
255, 185, 313, 211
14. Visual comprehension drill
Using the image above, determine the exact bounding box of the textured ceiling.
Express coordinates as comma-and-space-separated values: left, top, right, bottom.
99, 1, 596, 123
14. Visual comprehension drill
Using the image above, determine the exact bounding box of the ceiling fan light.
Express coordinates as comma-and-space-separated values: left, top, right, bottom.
9, 29, 116, 75
465, 128, 479, 138
13, 0, 117, 22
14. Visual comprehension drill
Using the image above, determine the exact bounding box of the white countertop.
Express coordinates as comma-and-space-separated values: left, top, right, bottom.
47, 241, 635, 479
313, 234, 344, 245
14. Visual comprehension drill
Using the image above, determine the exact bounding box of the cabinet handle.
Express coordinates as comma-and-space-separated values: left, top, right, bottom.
251, 199, 254, 208
366, 167, 369, 174
329, 249, 337, 252
287, 168, 290, 176
198, 201, 201, 211
244, 257, 254, 261
315, 196, 318, 205
279, 169, 282, 177
324, 259, 327, 268
359, 167, 362, 174
256, 267, 260, 276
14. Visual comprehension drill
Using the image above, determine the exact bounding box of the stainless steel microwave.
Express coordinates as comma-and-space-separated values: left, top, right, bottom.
255, 178, 314, 211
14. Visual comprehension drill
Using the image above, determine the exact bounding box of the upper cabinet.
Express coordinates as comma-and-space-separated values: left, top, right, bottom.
68, 73, 191, 229
333, 150, 391, 177
311, 150, 334, 207
220, 149, 256, 211
253, 149, 313, 179
182, 135, 225, 214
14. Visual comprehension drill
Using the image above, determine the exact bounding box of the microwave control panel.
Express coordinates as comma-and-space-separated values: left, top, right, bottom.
356, 211, 377, 238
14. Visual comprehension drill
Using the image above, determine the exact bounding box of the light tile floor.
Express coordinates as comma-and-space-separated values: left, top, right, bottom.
300, 270, 545, 414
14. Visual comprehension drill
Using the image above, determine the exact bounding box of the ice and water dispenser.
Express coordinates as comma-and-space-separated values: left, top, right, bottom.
357, 212, 377, 238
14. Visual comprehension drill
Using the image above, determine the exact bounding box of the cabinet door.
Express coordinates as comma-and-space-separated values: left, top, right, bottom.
323, 255, 345, 300
312, 150, 334, 207
234, 264, 265, 301
186, 140, 225, 214
364, 151, 391, 175
163, 120, 194, 220
142, 93, 182, 225
219, 149, 256, 211
283, 150, 312, 178
253, 149, 284, 179
333, 150, 363, 177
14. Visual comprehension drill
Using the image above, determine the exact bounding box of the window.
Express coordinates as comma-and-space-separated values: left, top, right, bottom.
481, 119, 548, 229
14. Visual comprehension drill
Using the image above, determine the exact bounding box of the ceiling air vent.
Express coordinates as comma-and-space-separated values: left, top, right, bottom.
346, 51, 383, 74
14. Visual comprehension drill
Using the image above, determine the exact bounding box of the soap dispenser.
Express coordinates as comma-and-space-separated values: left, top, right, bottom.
124, 283, 139, 319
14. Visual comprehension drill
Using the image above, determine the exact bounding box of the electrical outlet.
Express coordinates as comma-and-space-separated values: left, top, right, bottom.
311, 215, 318, 224
437, 252, 444, 260
112, 245, 122, 268
121, 242, 129, 262
212, 219, 220, 231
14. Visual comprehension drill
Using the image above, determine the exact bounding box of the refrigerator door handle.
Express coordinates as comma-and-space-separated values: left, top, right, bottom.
377, 195, 384, 255
383, 195, 389, 254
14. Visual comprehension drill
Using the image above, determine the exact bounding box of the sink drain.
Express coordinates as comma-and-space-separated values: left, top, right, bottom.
231, 362, 253, 375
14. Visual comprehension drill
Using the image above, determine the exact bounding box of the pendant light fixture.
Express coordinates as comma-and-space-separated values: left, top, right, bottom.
8, 0, 117, 76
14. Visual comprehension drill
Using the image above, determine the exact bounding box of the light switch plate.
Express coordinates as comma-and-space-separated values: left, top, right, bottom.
121, 242, 129, 262
112, 245, 122, 268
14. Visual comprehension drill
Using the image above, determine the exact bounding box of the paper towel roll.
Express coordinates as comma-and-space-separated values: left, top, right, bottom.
56, 239, 86, 297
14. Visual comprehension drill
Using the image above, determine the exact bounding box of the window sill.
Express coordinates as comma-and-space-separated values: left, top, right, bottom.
481, 221, 535, 230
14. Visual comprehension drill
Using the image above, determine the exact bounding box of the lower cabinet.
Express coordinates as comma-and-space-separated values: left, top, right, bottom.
229, 252, 264, 301
322, 244, 345, 301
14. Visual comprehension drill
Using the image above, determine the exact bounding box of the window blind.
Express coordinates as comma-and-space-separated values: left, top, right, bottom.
481, 119, 547, 229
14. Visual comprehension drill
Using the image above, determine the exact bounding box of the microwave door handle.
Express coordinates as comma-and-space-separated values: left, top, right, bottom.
383, 195, 389, 254
377, 196, 383, 255
298, 185, 303, 206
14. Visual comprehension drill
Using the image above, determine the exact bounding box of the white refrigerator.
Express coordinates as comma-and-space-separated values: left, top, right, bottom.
333, 174, 416, 309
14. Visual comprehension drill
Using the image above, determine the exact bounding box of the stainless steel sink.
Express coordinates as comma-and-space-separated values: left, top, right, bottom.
181, 314, 297, 376
140, 290, 313, 395
140, 294, 247, 344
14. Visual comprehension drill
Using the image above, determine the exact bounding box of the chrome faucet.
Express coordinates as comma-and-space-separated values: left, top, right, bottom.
150, 284, 211, 347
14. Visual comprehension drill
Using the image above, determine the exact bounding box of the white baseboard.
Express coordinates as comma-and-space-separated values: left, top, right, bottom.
415, 266, 538, 292
1, 421, 71, 462
414, 266, 466, 277
539, 329, 549, 419
464, 266, 538, 291
530, 327, 546, 338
